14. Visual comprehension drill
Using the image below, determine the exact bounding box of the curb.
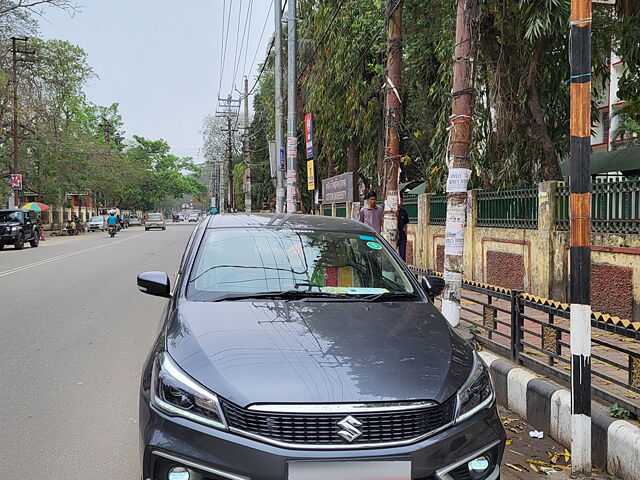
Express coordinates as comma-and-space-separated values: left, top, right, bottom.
478, 350, 640, 480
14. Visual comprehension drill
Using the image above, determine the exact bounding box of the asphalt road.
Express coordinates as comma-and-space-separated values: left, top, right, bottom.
0, 223, 194, 479
0, 222, 590, 479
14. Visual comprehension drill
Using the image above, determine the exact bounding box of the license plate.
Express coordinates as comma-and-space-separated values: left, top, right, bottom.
288, 461, 411, 480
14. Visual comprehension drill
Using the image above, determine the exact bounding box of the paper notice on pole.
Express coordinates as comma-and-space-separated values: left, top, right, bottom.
351, 202, 361, 220
286, 169, 297, 184
384, 191, 398, 211
287, 137, 297, 158
444, 220, 465, 256
276, 188, 286, 198
443, 270, 462, 284
446, 168, 472, 193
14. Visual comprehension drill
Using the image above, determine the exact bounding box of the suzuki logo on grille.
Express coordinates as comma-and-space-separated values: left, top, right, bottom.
337, 415, 363, 442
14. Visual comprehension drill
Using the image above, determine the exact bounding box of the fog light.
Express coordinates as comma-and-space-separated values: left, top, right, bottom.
168, 466, 190, 480
468, 455, 490, 479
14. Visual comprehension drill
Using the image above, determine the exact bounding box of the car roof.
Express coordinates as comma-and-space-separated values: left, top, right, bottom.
0, 209, 29, 213
205, 213, 376, 234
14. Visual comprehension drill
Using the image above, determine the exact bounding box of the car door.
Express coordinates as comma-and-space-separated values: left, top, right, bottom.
25, 212, 35, 239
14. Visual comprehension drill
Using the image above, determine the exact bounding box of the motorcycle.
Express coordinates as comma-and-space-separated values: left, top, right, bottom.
108, 224, 118, 238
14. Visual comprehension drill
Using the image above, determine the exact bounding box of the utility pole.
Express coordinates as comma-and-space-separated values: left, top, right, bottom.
225, 116, 235, 212
274, 0, 285, 213
216, 95, 241, 213
10, 37, 33, 208
286, 0, 297, 213
381, 0, 403, 246
569, 0, 592, 475
243, 77, 251, 212
441, 0, 478, 327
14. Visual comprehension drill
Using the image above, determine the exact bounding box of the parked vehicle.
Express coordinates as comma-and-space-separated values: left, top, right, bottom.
0, 209, 39, 250
137, 214, 505, 480
188, 213, 199, 222
145, 212, 166, 231
128, 215, 142, 226
88, 216, 105, 232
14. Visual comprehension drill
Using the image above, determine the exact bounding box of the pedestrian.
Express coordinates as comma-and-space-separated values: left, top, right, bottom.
358, 191, 383, 233
68, 218, 76, 236
397, 195, 410, 261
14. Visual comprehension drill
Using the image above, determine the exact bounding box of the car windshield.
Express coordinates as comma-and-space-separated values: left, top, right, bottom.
0, 211, 23, 222
188, 228, 415, 300
90, 217, 102, 222
148, 214, 162, 220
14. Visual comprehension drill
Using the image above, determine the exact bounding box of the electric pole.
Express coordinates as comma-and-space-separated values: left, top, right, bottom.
243, 77, 251, 212
441, 0, 478, 327
381, 0, 403, 246
216, 95, 241, 213
286, 0, 297, 213
274, 0, 285, 213
11, 37, 34, 208
569, 0, 592, 475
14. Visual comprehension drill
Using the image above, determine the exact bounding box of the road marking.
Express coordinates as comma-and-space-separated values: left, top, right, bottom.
0, 232, 148, 278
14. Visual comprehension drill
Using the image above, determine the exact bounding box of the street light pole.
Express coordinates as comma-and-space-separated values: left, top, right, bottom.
274, 0, 285, 213
286, 0, 297, 213
569, 0, 592, 475
243, 77, 251, 212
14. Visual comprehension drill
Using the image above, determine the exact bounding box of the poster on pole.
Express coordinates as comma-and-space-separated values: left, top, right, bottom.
287, 137, 297, 158
268, 141, 277, 178
307, 159, 315, 191
11, 174, 22, 190
304, 113, 314, 159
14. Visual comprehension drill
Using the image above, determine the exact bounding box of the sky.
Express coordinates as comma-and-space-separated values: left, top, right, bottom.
39, 0, 274, 163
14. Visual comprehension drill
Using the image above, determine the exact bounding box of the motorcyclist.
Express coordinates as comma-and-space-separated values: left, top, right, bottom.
107, 212, 118, 234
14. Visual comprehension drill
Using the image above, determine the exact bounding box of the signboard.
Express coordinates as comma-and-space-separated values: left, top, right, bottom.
304, 113, 314, 159
307, 159, 315, 191
321, 172, 354, 204
280, 147, 285, 169
11, 174, 22, 190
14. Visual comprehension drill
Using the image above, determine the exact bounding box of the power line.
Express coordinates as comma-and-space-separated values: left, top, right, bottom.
230, 0, 244, 92
218, 0, 234, 98
241, 0, 255, 81
247, 1, 274, 88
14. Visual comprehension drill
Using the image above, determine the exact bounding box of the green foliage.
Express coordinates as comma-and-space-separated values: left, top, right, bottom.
608, 402, 632, 420
246, 0, 639, 200
0, 32, 204, 210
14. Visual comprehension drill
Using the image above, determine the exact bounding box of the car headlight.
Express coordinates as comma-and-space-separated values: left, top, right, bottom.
11, 226, 18, 231
151, 352, 227, 430
456, 352, 494, 423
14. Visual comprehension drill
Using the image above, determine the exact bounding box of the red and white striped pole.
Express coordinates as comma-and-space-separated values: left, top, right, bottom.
569, 0, 592, 475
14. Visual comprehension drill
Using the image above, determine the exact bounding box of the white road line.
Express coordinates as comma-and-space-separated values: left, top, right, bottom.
0, 232, 148, 278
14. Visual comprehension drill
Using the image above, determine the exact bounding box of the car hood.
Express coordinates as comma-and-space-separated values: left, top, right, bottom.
166, 300, 473, 407
0, 221, 19, 227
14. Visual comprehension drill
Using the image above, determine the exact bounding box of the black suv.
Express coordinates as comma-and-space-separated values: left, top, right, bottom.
0, 209, 40, 250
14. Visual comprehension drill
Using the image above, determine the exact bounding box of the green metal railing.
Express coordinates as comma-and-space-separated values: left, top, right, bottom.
403, 195, 418, 223
478, 187, 538, 229
556, 177, 640, 234
430, 194, 447, 225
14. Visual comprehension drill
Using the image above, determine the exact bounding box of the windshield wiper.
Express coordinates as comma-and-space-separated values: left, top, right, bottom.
211, 290, 354, 302
361, 292, 419, 302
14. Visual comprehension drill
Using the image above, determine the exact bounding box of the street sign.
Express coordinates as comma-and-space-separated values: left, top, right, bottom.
304, 113, 314, 159
280, 147, 285, 169
321, 172, 354, 203
11, 174, 22, 190
307, 159, 315, 191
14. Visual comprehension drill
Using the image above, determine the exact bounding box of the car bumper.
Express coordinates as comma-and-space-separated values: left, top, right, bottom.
139, 396, 505, 480
0, 233, 18, 242
88, 225, 103, 230
146, 223, 165, 228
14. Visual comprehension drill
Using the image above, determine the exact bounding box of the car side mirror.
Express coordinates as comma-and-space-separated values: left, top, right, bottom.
421, 275, 446, 300
137, 271, 171, 298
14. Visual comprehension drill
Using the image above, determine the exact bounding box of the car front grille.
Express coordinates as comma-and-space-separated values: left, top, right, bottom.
220, 396, 457, 448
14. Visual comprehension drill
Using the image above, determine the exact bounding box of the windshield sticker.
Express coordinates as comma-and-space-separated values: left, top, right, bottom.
358, 235, 376, 241
321, 287, 388, 295
367, 241, 382, 250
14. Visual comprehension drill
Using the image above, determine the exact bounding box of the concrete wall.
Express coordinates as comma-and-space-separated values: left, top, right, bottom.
412, 182, 640, 321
